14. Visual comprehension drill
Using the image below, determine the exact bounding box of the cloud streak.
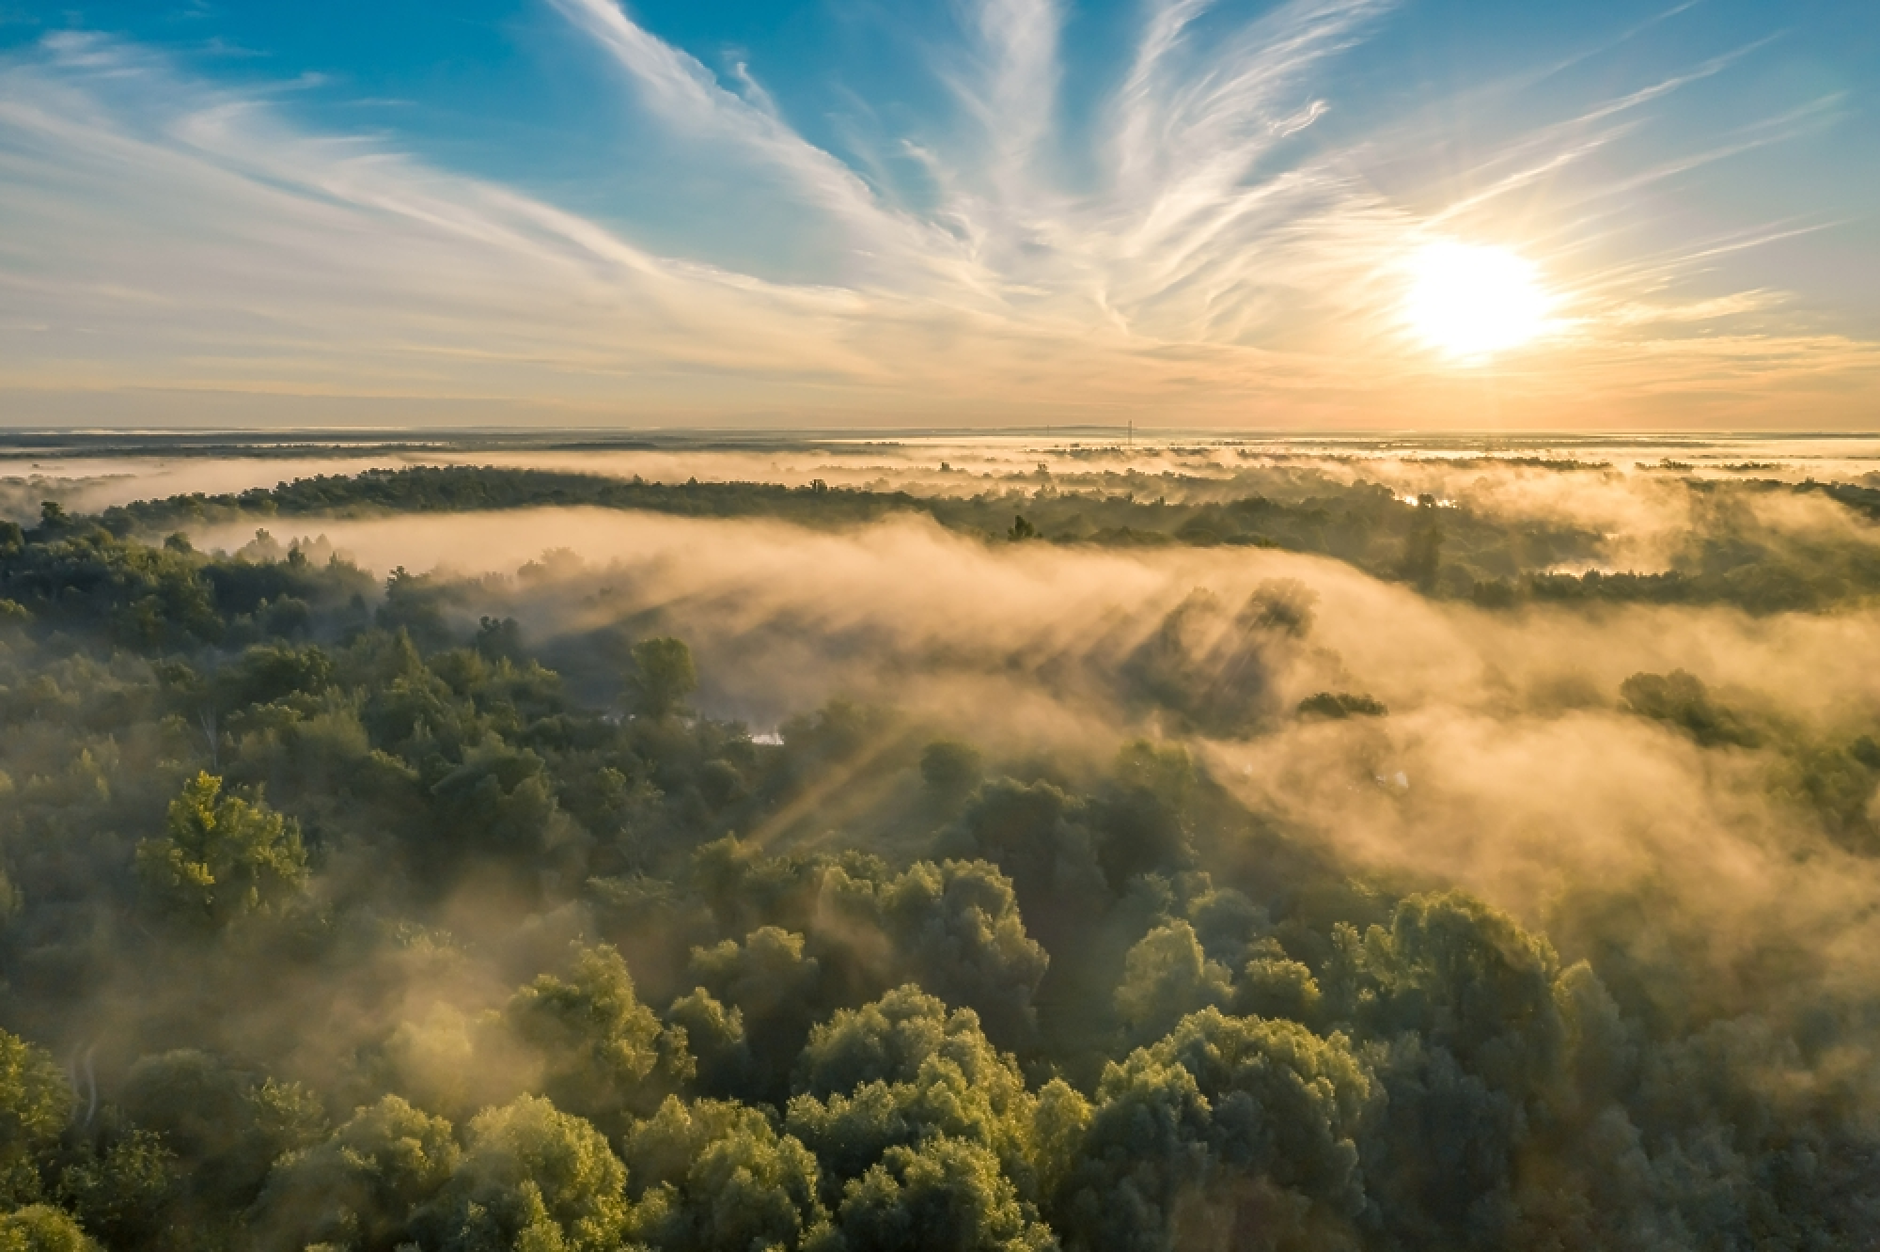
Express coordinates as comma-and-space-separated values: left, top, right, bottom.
0, 3, 1871, 428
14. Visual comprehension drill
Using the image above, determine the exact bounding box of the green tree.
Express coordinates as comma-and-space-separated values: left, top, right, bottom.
475, 616, 525, 663
1113, 920, 1233, 1041
253, 1095, 459, 1252
1028, 1081, 1090, 1203
819, 1137, 1057, 1252
788, 988, 1040, 1200
920, 741, 984, 806
629, 637, 698, 720
1295, 691, 1388, 720
626, 1097, 828, 1251
430, 744, 579, 861
415, 1096, 630, 1252
506, 944, 681, 1131
688, 928, 823, 1099
57, 1130, 175, 1248
941, 780, 1108, 959
1236, 947, 1323, 1024
135, 773, 308, 929
1401, 494, 1444, 588
1336, 891, 1568, 1097
663, 990, 755, 1100
1090, 742, 1197, 892
1056, 1011, 1377, 1252
1326, 892, 1578, 1249
1619, 670, 1759, 748
819, 861, 1050, 1050
0, 1205, 97, 1252
114, 1053, 325, 1223
0, 1032, 68, 1206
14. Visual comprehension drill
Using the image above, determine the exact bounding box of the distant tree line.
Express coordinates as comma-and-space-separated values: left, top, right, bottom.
76, 462, 1880, 616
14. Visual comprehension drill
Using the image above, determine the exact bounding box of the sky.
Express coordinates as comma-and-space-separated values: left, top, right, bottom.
0, 0, 1875, 431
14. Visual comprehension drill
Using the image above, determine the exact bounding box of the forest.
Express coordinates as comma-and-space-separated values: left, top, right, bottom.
0, 439, 1878, 1250
87, 458, 1880, 617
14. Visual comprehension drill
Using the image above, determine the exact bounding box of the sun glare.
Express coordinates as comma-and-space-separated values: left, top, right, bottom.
1404, 241, 1555, 362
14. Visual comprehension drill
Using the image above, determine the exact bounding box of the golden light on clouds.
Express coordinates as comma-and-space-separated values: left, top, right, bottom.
0, 4, 1872, 429
1403, 241, 1558, 364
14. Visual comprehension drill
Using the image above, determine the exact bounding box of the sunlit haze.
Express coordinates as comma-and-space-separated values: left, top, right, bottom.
3, 5, 1880, 1246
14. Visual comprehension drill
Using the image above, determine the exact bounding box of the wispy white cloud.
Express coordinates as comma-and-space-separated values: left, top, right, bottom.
544, 0, 970, 292
0, 4, 1870, 430
0, 35, 892, 404
961, 0, 1062, 161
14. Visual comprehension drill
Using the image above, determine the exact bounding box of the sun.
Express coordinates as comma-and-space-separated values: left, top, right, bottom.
1403, 241, 1556, 362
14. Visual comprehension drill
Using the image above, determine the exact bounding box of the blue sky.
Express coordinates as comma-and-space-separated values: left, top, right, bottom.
0, 0, 1875, 428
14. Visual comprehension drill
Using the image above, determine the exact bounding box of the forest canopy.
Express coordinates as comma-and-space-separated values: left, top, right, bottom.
0, 438, 1878, 1249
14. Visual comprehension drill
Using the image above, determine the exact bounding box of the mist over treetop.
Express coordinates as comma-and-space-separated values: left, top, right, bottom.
37, 439, 1880, 617
2, 0, 1876, 1239
0, 438, 1877, 1247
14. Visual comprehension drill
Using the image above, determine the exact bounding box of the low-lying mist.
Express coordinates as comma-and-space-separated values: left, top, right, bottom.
197, 504, 1880, 1013
1, 441, 1878, 1250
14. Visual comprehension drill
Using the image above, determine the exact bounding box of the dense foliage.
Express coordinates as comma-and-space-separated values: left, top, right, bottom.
0, 487, 1875, 1249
